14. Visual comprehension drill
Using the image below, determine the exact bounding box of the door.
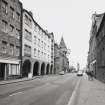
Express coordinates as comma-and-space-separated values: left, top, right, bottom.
0, 63, 5, 80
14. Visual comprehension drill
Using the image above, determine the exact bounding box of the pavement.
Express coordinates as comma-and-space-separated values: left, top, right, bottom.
0, 74, 60, 85
0, 76, 40, 85
70, 73, 105, 105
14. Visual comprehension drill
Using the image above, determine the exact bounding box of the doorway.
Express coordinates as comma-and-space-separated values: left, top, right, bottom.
0, 63, 5, 80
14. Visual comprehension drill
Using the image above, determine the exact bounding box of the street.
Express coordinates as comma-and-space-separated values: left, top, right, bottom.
0, 73, 81, 105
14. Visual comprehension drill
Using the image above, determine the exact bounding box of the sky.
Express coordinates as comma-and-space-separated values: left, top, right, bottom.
20, 0, 105, 69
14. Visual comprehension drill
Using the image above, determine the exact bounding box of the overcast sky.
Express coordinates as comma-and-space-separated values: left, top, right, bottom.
20, 0, 105, 69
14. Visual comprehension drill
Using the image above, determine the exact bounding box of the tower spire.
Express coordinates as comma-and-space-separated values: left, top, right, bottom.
59, 36, 67, 49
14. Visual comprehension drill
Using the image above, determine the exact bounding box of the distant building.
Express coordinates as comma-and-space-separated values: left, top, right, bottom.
0, 0, 22, 80
77, 63, 80, 71
22, 9, 53, 77
54, 36, 69, 74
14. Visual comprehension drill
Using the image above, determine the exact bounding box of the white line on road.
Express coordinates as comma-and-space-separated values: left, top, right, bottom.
67, 79, 81, 105
9, 91, 23, 97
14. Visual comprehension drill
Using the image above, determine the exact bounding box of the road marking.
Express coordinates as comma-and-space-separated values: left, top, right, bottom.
67, 79, 81, 105
9, 91, 23, 97
56, 91, 69, 105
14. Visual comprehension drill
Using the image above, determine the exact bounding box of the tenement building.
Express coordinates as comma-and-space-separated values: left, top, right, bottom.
54, 36, 69, 74
88, 13, 102, 77
0, 0, 22, 80
49, 32, 54, 74
22, 9, 54, 77
95, 13, 105, 82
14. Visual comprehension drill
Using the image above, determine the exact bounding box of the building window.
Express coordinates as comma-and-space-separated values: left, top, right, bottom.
38, 39, 40, 46
2, 0, 8, 14
43, 33, 45, 40
34, 36, 36, 44
24, 44, 31, 57
36, 26, 38, 33
42, 52, 43, 57
10, 44, 14, 55
16, 29, 20, 39
10, 7, 14, 19
10, 25, 14, 32
25, 14, 28, 23
9, 64, 20, 75
2, 20, 7, 32
24, 14, 32, 27
16, 46, 20, 56
16, 12, 20, 21
2, 41, 7, 53
29, 18, 32, 27
44, 43, 46, 50
2, 0, 7, 14
24, 29, 32, 41
48, 45, 49, 51
9, 25, 14, 36
51, 39, 53, 43
41, 41, 43, 48
38, 50, 40, 58
34, 48, 36, 57
34, 24, 37, 32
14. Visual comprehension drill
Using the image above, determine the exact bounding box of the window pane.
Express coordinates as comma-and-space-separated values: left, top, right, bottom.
2, 20, 7, 32
2, 41, 7, 53
10, 44, 14, 55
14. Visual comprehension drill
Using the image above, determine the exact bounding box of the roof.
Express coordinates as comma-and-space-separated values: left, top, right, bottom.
96, 12, 105, 37
59, 36, 67, 49
23, 9, 51, 38
95, 13, 104, 32
90, 12, 104, 38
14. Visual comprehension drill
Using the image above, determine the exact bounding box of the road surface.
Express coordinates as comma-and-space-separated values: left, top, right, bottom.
0, 73, 81, 105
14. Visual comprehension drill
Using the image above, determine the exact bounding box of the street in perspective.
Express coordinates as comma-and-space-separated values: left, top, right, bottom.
0, 73, 80, 105
1, 0, 105, 105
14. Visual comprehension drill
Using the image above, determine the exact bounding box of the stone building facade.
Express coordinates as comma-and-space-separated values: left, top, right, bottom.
22, 9, 54, 77
54, 37, 69, 74
49, 32, 54, 74
88, 13, 103, 77
88, 12, 105, 82
96, 13, 105, 82
0, 0, 22, 80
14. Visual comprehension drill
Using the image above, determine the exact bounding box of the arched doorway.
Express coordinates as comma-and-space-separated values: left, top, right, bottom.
41, 63, 45, 75
50, 65, 53, 74
33, 61, 39, 76
46, 64, 50, 75
22, 60, 31, 77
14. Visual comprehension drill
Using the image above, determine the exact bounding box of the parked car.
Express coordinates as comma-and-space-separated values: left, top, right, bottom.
59, 71, 65, 75
77, 70, 83, 76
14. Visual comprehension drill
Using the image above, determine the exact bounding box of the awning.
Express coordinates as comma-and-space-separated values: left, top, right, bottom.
0, 59, 20, 64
